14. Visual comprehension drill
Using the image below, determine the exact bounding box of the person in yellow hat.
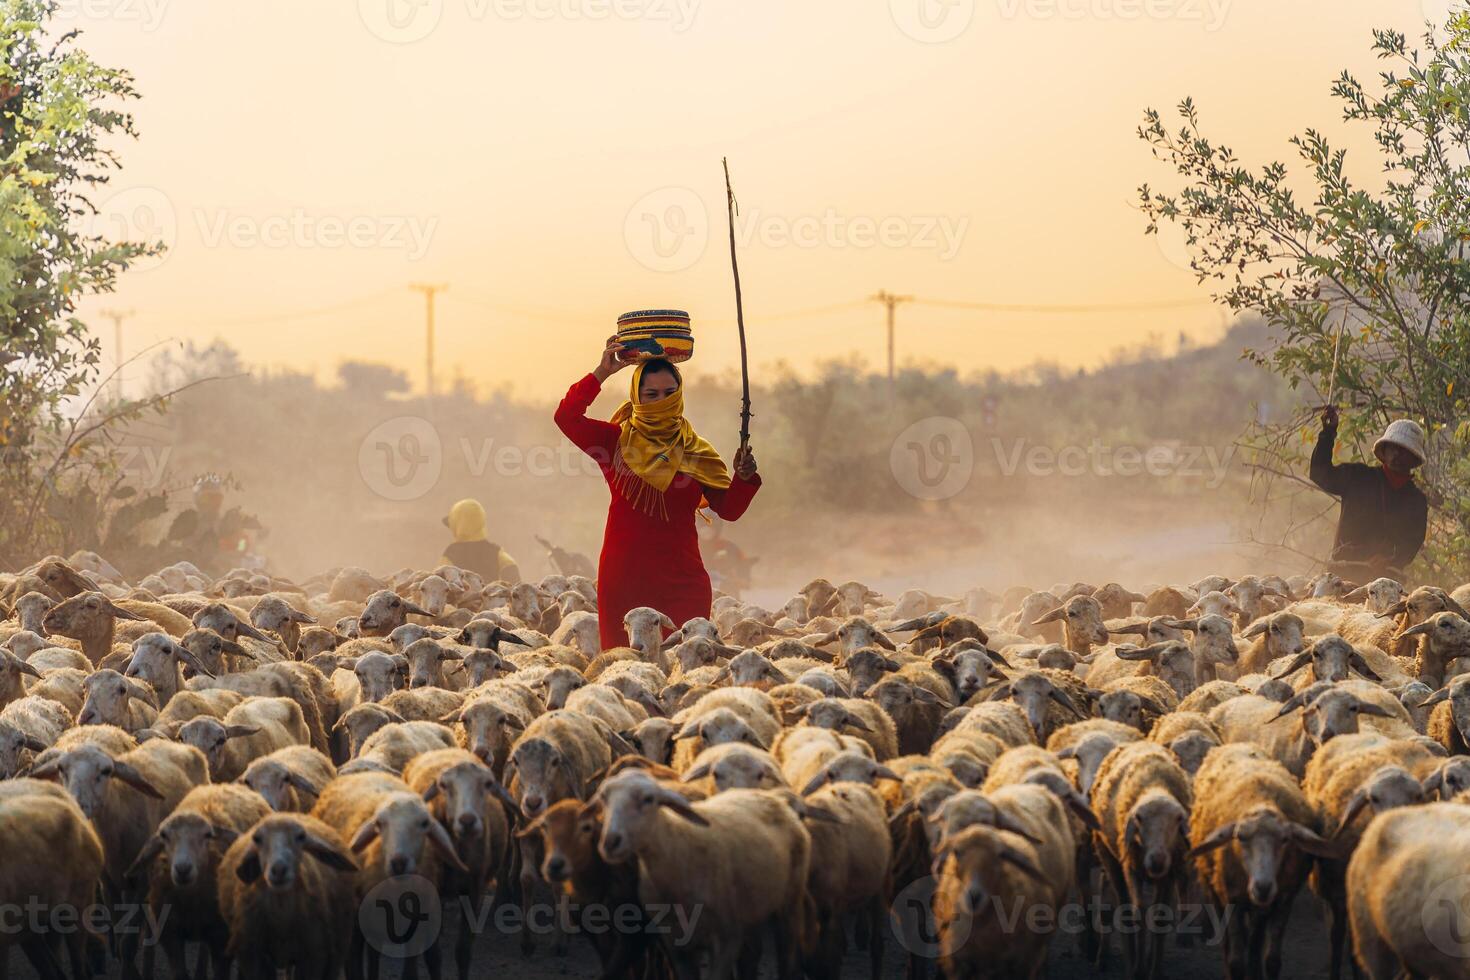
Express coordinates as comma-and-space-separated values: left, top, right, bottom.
440, 499, 520, 584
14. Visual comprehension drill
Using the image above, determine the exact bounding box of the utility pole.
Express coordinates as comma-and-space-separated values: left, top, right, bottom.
100, 308, 133, 401
409, 283, 448, 399
869, 290, 913, 390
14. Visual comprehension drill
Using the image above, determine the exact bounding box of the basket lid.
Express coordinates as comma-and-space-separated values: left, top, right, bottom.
617, 309, 691, 331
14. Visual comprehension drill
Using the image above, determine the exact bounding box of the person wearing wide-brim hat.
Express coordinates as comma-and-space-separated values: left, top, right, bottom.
554, 311, 761, 651
1310, 406, 1429, 580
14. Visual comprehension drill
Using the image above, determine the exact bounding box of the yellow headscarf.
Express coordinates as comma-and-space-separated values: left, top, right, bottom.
445, 499, 488, 541
610, 362, 731, 517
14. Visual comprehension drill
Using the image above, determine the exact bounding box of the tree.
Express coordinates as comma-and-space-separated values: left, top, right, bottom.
1139, 12, 1470, 579
0, 0, 168, 567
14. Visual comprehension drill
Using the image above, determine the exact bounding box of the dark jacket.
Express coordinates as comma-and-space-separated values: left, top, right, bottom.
442, 539, 519, 584
1309, 422, 1428, 577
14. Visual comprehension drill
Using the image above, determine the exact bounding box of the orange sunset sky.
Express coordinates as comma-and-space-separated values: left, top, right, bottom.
71, 0, 1456, 400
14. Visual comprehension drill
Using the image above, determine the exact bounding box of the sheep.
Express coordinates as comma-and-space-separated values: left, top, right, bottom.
239, 745, 337, 811
1188, 743, 1335, 979
78, 668, 159, 733
1342, 577, 1406, 616
1419, 673, 1470, 755
1211, 685, 1407, 777
931, 642, 1010, 703
506, 709, 615, 818
0, 695, 70, 777
798, 751, 896, 979
1267, 632, 1391, 690
41, 591, 152, 664
623, 606, 676, 665
1301, 732, 1439, 980
356, 588, 433, 636
153, 688, 245, 731
179, 696, 311, 781
773, 725, 861, 793
680, 741, 788, 793
0, 779, 106, 979
1088, 740, 1192, 979
348, 719, 457, 774
215, 813, 360, 980
1030, 594, 1110, 655
1396, 611, 1470, 688
791, 696, 899, 761
443, 679, 545, 772
10, 591, 56, 633
1346, 802, 1470, 979
953, 699, 1035, 749
128, 783, 274, 980
403, 747, 518, 979
1098, 674, 1179, 730
591, 769, 813, 979
982, 669, 1091, 743
311, 770, 469, 977
867, 674, 950, 755
187, 662, 333, 757
1235, 612, 1308, 677
1048, 719, 1141, 798
398, 636, 471, 692
930, 727, 1009, 788
122, 632, 215, 705
249, 595, 317, 653
0, 648, 42, 708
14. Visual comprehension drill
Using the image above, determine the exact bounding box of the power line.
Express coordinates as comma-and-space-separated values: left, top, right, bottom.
869, 291, 914, 390
914, 296, 1213, 313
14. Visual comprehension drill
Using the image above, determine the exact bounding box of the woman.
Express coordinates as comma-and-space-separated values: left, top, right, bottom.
555, 337, 760, 651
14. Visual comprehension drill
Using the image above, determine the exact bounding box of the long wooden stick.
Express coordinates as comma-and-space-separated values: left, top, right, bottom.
723, 157, 752, 452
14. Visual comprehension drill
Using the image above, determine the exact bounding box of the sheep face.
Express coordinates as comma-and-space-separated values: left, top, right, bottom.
1347, 577, 1405, 615
125, 633, 210, 696
1342, 766, 1424, 833
1243, 614, 1305, 661
684, 744, 783, 792
245, 814, 357, 891
800, 699, 870, 738
945, 648, 1001, 701
554, 613, 601, 657
796, 670, 847, 698
179, 629, 250, 675
670, 637, 725, 675
13, 592, 54, 634
457, 701, 524, 764
389, 624, 436, 652
78, 669, 150, 728
845, 649, 901, 695
594, 770, 707, 864
193, 603, 269, 644
353, 652, 409, 703
1035, 596, 1109, 652
1183, 615, 1238, 671
534, 667, 585, 710
351, 793, 460, 877
680, 707, 765, 750
832, 618, 892, 657
2, 630, 47, 660
1273, 634, 1378, 686
1167, 733, 1216, 775
1018, 593, 1061, 633
627, 718, 676, 765
624, 608, 674, 659
241, 758, 319, 812
1299, 690, 1387, 745
179, 717, 258, 774
1099, 692, 1153, 732
1401, 613, 1470, 683
870, 676, 945, 719
404, 639, 461, 690
0, 722, 45, 778
1425, 757, 1470, 800
937, 825, 1048, 917
298, 628, 341, 658
1000, 673, 1085, 738
509, 737, 581, 817
523, 799, 600, 883
358, 591, 431, 637
1062, 733, 1123, 798
251, 597, 315, 637
428, 759, 510, 840
1093, 583, 1146, 621
930, 791, 1005, 845
152, 810, 230, 887
781, 596, 810, 625
1187, 591, 1240, 620
462, 650, 514, 686
417, 576, 450, 617
834, 581, 880, 617
801, 749, 899, 794
1227, 577, 1278, 629
33, 744, 161, 818
336, 705, 403, 756
43, 591, 142, 644
1126, 794, 1189, 880
677, 617, 720, 643
720, 650, 783, 688
1198, 805, 1316, 907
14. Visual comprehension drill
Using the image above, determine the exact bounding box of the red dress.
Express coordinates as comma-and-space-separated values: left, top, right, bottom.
555, 373, 762, 651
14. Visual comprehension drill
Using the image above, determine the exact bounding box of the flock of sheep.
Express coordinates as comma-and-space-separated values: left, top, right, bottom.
2, 553, 1470, 980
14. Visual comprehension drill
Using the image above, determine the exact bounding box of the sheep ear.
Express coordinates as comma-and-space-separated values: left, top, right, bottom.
400, 599, 433, 618
225, 725, 262, 740
125, 832, 165, 879
1378, 600, 1408, 619
21, 734, 47, 753
681, 762, 711, 783
290, 835, 352, 874
1049, 688, 1087, 719
1348, 654, 1382, 682
1287, 824, 1340, 859
1160, 618, 1198, 632
106, 601, 147, 622
1055, 745, 1077, 761
1422, 768, 1446, 797
1242, 621, 1268, 639
787, 703, 809, 719
221, 638, 252, 659
871, 630, 897, 652
1270, 652, 1312, 679
984, 648, 1013, 669
1065, 790, 1101, 830
810, 632, 839, 648
289, 609, 317, 624
842, 713, 873, 733
1112, 646, 1153, 662
235, 851, 263, 883
1342, 587, 1367, 602
1187, 822, 1238, 858
173, 644, 214, 678
1137, 696, 1167, 716
1397, 622, 1433, 639
800, 769, 832, 797
287, 772, 323, 798
111, 762, 164, 799
426, 819, 470, 872
1031, 607, 1065, 625
1353, 701, 1393, 719
1417, 688, 1451, 710
1334, 790, 1369, 838
998, 846, 1048, 884
654, 787, 709, 826
673, 721, 701, 741
349, 818, 380, 852
986, 683, 1013, 702
421, 781, 441, 803
1108, 622, 1150, 637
